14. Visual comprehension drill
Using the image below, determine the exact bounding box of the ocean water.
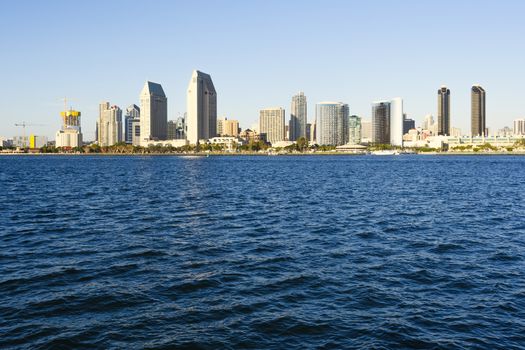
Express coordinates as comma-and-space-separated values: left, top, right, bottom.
1, 155, 524, 349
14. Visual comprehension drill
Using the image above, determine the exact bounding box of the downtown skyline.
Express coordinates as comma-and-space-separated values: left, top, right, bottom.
2, 1, 525, 139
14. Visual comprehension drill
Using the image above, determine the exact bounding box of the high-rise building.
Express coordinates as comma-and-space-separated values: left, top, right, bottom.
55, 107, 82, 148
471, 85, 486, 136
217, 116, 226, 136
422, 114, 434, 131
348, 115, 362, 145
390, 98, 404, 146
372, 101, 391, 144
514, 119, 525, 136
98, 102, 122, 146
140, 81, 167, 142
310, 120, 316, 143
497, 127, 512, 137
176, 115, 186, 139
222, 119, 240, 137
438, 86, 450, 135
124, 104, 140, 144
316, 102, 349, 146
259, 108, 285, 145
217, 117, 239, 137
403, 116, 416, 134
361, 120, 372, 142
186, 70, 217, 144
305, 123, 312, 142
289, 92, 307, 141
167, 120, 177, 139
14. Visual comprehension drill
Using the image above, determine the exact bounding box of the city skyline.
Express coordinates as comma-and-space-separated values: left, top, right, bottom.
2, 1, 525, 139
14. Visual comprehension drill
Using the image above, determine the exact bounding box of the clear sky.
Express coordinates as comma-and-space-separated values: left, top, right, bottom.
1, 0, 524, 140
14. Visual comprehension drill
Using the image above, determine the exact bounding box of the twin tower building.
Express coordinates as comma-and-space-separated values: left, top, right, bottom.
139, 70, 216, 145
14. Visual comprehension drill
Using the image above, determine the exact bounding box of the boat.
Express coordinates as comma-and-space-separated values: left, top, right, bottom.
371, 150, 400, 156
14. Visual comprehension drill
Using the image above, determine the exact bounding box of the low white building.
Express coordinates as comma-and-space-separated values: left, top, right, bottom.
56, 129, 82, 148
208, 137, 243, 152
272, 140, 294, 148
140, 139, 188, 148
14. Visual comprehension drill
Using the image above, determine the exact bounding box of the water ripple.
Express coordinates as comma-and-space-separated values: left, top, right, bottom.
1, 155, 525, 349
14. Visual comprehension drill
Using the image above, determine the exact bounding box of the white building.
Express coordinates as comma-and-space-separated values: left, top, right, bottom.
56, 129, 82, 148
140, 139, 188, 148
260, 107, 285, 145
98, 102, 122, 146
390, 97, 404, 146
140, 81, 167, 142
186, 70, 217, 145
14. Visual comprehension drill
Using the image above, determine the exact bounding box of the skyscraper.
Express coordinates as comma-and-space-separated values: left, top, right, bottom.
471, 85, 486, 137
98, 102, 122, 146
316, 102, 349, 146
140, 81, 167, 142
259, 108, 285, 145
390, 98, 404, 146
422, 114, 434, 131
372, 101, 391, 144
124, 104, 140, 144
514, 119, 525, 136
438, 86, 450, 136
348, 115, 362, 145
289, 92, 307, 141
403, 116, 416, 134
186, 70, 217, 144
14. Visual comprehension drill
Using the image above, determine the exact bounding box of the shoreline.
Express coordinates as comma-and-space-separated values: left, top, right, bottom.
2, 151, 525, 157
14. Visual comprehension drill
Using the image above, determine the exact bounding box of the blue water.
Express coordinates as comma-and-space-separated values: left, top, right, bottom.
1, 155, 525, 349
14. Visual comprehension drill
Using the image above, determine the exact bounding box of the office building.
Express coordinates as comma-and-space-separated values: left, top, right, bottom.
471, 85, 486, 136
305, 123, 312, 141
372, 101, 391, 144
310, 120, 316, 143
140, 81, 167, 142
217, 117, 239, 137
124, 104, 140, 144
98, 102, 123, 146
289, 92, 307, 141
403, 116, 416, 134
361, 120, 372, 142
175, 115, 186, 139
422, 114, 434, 131
186, 70, 217, 144
316, 102, 349, 146
222, 119, 239, 137
167, 120, 177, 140
259, 107, 285, 145
438, 86, 450, 135
514, 119, 525, 136
348, 115, 361, 145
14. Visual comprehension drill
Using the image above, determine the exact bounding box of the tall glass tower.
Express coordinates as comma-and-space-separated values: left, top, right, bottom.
372, 101, 391, 144
438, 86, 450, 136
289, 92, 307, 141
186, 70, 217, 145
315, 102, 349, 146
140, 81, 167, 141
471, 85, 486, 137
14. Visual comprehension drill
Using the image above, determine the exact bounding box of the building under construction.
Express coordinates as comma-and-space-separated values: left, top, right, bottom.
56, 107, 83, 148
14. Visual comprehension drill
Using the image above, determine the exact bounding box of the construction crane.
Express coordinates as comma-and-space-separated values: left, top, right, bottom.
14, 122, 46, 147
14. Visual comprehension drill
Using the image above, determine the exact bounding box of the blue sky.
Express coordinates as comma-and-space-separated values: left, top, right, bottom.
1, 0, 524, 140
